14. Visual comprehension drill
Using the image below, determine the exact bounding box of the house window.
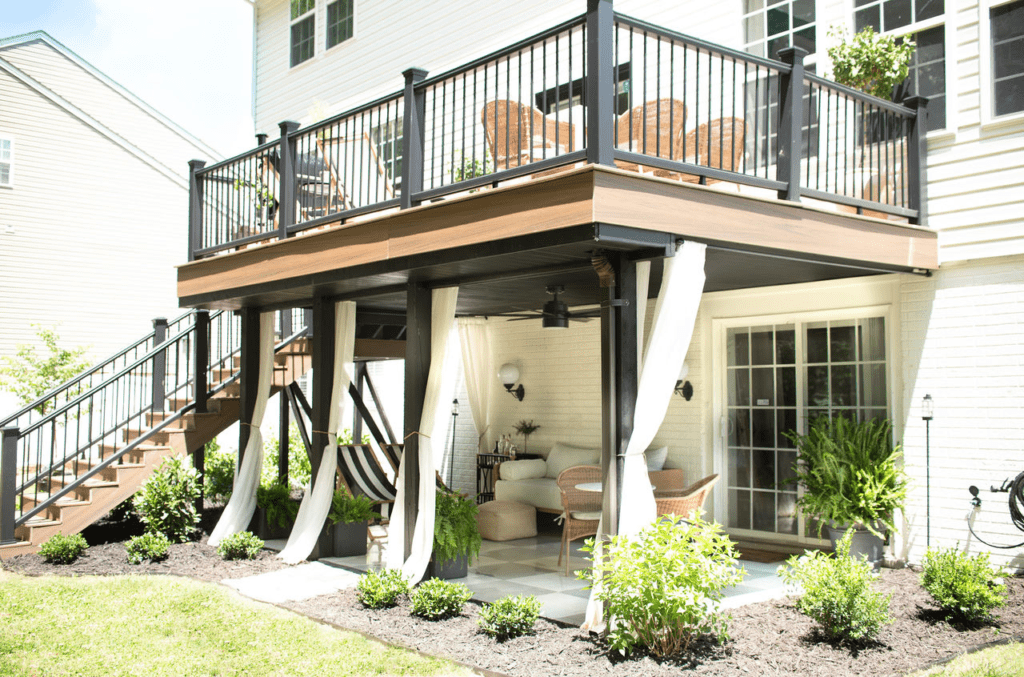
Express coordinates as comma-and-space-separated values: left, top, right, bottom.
290, 0, 316, 67
0, 138, 12, 187
991, 0, 1024, 116
854, 0, 947, 130
326, 0, 354, 50
743, 0, 816, 59
725, 316, 888, 539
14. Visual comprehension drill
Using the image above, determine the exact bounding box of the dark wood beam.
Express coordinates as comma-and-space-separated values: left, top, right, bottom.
310, 294, 336, 559
237, 308, 261, 465
403, 283, 431, 560
600, 253, 637, 539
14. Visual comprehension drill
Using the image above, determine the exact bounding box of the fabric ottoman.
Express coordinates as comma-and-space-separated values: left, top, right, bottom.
476, 500, 537, 541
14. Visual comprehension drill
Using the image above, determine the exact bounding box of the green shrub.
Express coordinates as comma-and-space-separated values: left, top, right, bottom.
328, 489, 380, 525
779, 530, 892, 642
39, 533, 88, 564
216, 531, 264, 560
133, 455, 201, 542
0, 325, 91, 414
434, 489, 481, 565
125, 532, 171, 565
356, 568, 410, 609
478, 594, 541, 640
261, 423, 312, 488
409, 579, 472, 620
203, 439, 235, 504
256, 481, 299, 529
921, 546, 1007, 624
582, 515, 746, 656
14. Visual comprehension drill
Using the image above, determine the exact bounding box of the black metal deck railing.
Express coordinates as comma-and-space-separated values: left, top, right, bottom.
186, 2, 928, 261
0, 309, 309, 544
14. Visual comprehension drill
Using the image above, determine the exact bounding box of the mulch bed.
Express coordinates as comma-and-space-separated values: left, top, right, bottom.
2, 512, 1021, 676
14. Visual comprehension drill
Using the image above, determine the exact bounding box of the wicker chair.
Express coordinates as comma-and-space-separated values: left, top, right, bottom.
613, 99, 687, 174
656, 118, 746, 185
649, 468, 687, 497
556, 465, 602, 576
481, 100, 575, 173
655, 473, 720, 520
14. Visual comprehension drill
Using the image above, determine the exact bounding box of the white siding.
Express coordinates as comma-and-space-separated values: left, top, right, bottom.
0, 39, 212, 182
898, 254, 1024, 570
0, 71, 186, 368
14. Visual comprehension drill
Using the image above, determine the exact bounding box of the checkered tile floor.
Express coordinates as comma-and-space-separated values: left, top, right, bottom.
313, 519, 792, 626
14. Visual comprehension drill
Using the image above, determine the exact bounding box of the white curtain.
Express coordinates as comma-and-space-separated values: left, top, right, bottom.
209, 312, 276, 547
457, 317, 493, 453
582, 241, 707, 629
635, 260, 651, 373
278, 301, 356, 564
388, 286, 459, 582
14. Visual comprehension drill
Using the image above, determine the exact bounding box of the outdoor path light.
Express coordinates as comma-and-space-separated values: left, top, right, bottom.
923, 394, 933, 547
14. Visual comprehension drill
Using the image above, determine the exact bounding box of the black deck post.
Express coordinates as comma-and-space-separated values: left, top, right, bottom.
151, 317, 168, 415
776, 46, 807, 202
310, 294, 336, 558
404, 284, 431, 560
278, 120, 300, 239
194, 310, 210, 415
903, 96, 930, 227
187, 159, 205, 262
599, 252, 637, 538
401, 68, 428, 210
1, 427, 17, 545
352, 363, 366, 442
238, 309, 262, 465
278, 309, 293, 485
586, 0, 615, 166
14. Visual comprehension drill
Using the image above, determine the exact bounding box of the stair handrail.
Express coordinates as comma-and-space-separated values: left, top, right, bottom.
0, 309, 197, 430
11, 320, 311, 529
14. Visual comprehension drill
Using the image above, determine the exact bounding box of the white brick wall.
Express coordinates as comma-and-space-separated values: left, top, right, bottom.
898, 254, 1024, 570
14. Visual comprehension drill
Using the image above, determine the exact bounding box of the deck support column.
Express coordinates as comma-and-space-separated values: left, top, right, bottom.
278, 309, 293, 485
599, 251, 638, 539
310, 294, 336, 559
586, 0, 615, 167
1, 426, 17, 545
403, 284, 431, 560
237, 309, 262, 466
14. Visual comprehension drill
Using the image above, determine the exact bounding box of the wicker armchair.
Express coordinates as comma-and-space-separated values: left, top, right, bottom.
556, 465, 602, 576
613, 99, 687, 174
655, 473, 720, 521
656, 118, 746, 185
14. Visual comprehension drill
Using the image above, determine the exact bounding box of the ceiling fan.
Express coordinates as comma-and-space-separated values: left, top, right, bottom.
492, 285, 600, 329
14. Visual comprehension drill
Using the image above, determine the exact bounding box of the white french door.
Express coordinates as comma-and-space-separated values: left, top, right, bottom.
718, 312, 890, 543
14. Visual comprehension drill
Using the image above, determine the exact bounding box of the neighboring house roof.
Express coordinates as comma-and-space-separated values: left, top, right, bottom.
0, 31, 222, 185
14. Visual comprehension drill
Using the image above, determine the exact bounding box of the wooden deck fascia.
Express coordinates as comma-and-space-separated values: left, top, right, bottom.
177, 164, 937, 308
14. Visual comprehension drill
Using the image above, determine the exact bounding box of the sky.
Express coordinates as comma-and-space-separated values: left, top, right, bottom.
1, 0, 256, 158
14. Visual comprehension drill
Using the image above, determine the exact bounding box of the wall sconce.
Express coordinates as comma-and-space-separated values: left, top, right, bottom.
498, 363, 525, 401
674, 362, 693, 401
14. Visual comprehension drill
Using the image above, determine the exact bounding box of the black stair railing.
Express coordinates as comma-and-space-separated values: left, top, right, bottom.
0, 309, 310, 545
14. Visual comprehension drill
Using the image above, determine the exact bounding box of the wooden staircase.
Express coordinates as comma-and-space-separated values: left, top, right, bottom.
0, 339, 311, 560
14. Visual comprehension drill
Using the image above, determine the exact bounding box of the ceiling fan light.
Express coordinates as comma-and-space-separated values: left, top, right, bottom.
543, 314, 569, 329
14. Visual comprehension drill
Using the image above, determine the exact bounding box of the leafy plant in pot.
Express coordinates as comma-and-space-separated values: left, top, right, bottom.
784, 416, 909, 567
431, 488, 482, 579
250, 481, 300, 540
326, 489, 380, 557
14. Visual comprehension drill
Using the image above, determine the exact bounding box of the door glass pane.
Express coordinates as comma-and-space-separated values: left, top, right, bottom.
830, 323, 856, 362
884, 0, 912, 30
860, 364, 887, 406
731, 369, 750, 406
751, 327, 774, 364
752, 448, 775, 489
806, 324, 828, 362
730, 490, 751, 530
860, 317, 886, 361
778, 492, 799, 534
728, 329, 750, 366
752, 409, 775, 448
752, 367, 774, 405
831, 365, 857, 406
776, 329, 795, 364
777, 408, 797, 448
807, 365, 829, 406
730, 448, 751, 487
753, 492, 776, 531
730, 410, 751, 447
777, 366, 796, 406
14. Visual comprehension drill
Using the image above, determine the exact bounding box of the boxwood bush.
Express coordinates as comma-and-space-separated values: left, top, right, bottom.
39, 533, 88, 564
356, 568, 409, 609
216, 531, 264, 560
780, 530, 892, 642
478, 594, 541, 640
125, 532, 171, 564
133, 455, 200, 542
921, 546, 1007, 624
409, 578, 472, 620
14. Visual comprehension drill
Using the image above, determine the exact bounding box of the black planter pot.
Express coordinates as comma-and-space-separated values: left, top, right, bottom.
248, 507, 292, 540
329, 520, 369, 557
429, 553, 469, 579
827, 522, 885, 569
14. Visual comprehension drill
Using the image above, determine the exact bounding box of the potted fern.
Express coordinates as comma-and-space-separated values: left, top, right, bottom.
249, 481, 300, 540
326, 489, 380, 557
784, 416, 908, 567
430, 488, 482, 579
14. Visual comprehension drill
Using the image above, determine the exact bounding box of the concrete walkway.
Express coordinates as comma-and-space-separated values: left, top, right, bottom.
222, 561, 361, 604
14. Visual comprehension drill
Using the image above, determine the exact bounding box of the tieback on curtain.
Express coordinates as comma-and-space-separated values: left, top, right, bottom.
403, 431, 432, 440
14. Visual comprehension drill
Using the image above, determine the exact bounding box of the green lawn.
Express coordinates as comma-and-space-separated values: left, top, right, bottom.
0, 571, 472, 677
908, 642, 1024, 677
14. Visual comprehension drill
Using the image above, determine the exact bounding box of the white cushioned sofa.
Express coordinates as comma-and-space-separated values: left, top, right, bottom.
494, 441, 672, 513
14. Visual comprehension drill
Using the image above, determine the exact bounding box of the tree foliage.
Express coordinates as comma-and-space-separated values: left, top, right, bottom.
0, 325, 91, 413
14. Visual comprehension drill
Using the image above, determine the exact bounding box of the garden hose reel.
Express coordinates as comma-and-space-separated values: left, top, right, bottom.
966, 469, 1024, 549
